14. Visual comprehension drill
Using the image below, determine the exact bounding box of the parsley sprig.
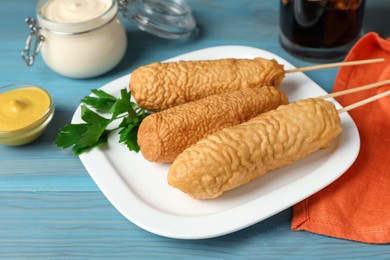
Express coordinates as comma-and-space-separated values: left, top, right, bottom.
55, 88, 149, 155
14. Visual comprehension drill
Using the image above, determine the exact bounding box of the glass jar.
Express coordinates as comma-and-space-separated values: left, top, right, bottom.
21, 0, 196, 79
22, 0, 127, 78
122, 0, 196, 39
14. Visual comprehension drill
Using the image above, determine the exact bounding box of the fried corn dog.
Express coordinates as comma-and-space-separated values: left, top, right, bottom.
138, 86, 288, 163
129, 58, 285, 111
168, 98, 342, 199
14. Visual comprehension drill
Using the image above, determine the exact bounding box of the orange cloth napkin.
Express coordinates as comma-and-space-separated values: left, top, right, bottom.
292, 32, 390, 244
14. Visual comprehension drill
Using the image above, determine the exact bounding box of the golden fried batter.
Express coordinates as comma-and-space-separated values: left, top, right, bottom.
168, 98, 342, 199
138, 86, 288, 163
129, 58, 285, 111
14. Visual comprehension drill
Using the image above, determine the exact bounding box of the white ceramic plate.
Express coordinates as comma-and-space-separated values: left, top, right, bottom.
73, 46, 360, 239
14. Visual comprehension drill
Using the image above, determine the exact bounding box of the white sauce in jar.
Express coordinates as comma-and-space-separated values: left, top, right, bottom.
36, 0, 127, 78
42, 0, 111, 23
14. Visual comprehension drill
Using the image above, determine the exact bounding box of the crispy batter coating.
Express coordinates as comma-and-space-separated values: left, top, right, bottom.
129, 58, 285, 111
168, 98, 342, 199
138, 86, 288, 163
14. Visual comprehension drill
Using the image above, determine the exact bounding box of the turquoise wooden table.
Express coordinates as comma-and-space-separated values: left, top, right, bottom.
1, 0, 390, 258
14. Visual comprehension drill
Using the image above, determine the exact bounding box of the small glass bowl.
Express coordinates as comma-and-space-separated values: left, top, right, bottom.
0, 84, 54, 146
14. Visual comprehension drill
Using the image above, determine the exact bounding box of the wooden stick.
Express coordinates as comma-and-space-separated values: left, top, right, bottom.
318, 79, 390, 99
338, 89, 390, 114
286, 58, 385, 74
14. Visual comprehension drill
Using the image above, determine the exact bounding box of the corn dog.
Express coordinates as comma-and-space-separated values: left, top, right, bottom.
168, 98, 342, 199
138, 86, 288, 163
129, 58, 285, 111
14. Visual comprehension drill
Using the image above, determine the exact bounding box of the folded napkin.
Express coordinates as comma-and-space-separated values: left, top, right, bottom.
292, 32, 390, 244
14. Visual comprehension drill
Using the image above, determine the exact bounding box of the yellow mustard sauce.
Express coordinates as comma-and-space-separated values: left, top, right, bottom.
0, 87, 51, 131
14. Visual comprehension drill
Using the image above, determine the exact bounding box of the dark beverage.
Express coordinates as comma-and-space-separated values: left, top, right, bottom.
279, 0, 366, 62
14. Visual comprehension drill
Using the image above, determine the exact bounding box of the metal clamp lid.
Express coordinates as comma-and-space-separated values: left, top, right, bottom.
119, 0, 196, 39
21, 17, 45, 66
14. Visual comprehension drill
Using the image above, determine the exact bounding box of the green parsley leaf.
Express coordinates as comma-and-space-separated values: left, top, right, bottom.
72, 130, 110, 155
55, 124, 89, 149
80, 105, 111, 125
55, 88, 149, 156
109, 88, 134, 119
81, 89, 117, 113
118, 115, 142, 151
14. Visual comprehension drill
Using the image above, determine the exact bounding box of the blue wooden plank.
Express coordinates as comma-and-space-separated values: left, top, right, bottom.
0, 191, 389, 259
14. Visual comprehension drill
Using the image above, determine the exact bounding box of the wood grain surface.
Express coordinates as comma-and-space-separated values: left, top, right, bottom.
0, 0, 389, 258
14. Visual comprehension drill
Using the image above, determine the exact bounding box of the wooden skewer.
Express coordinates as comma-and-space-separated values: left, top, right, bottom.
318, 79, 390, 99
286, 58, 385, 74
338, 89, 390, 114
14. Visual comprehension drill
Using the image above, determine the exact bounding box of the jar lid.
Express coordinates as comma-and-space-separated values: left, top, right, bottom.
121, 0, 196, 39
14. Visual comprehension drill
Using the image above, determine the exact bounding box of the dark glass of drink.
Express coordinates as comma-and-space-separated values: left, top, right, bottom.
279, 0, 366, 62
